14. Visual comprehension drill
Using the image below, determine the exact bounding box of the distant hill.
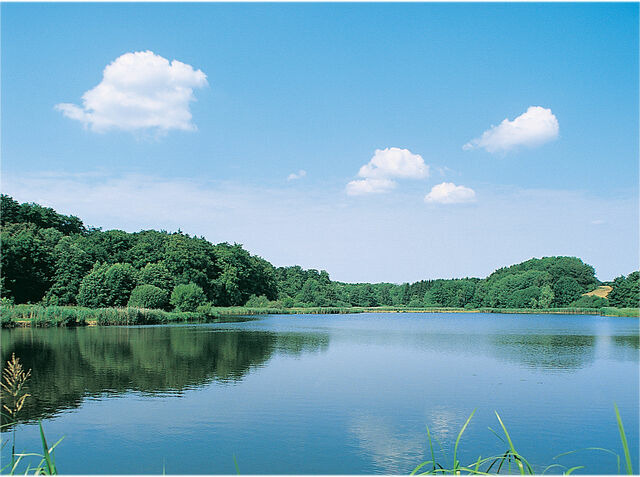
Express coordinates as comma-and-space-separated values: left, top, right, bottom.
1, 194, 638, 310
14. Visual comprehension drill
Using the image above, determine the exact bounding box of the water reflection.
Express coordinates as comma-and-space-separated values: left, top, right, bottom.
1, 325, 330, 426
1, 315, 636, 431
348, 414, 424, 474
490, 334, 596, 371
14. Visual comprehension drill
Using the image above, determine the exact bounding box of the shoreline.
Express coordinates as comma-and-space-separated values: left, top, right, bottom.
2, 304, 638, 328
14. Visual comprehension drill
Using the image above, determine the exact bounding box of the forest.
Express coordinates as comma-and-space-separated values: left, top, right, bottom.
1, 194, 638, 312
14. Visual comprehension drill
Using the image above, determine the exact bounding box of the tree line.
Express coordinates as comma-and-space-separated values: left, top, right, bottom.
1, 195, 638, 312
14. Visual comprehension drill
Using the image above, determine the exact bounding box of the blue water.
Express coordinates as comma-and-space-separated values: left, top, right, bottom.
2, 313, 638, 474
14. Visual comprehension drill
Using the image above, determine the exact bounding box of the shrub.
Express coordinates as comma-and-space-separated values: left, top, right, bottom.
245, 294, 271, 307
170, 283, 206, 312
128, 285, 169, 310
569, 295, 608, 309
77, 262, 139, 308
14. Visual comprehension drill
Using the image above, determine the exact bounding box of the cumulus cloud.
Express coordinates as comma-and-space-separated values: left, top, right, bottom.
346, 147, 429, 195
287, 170, 307, 181
55, 50, 208, 133
346, 178, 396, 196
463, 106, 559, 153
424, 182, 476, 204
358, 147, 429, 179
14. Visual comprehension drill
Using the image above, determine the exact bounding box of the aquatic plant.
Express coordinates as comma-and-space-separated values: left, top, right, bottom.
411, 407, 634, 475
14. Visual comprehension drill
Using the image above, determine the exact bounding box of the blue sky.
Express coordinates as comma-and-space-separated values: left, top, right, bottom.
2, 3, 638, 282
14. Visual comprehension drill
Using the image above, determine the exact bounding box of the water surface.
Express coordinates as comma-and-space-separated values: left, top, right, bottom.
2, 313, 638, 474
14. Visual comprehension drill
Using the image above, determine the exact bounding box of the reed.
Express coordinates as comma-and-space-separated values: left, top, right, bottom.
2, 304, 637, 328
0, 355, 61, 475
0, 304, 221, 327
1, 354, 34, 473
601, 307, 640, 318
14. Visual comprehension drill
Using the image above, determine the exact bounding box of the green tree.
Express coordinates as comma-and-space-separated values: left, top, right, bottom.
1, 194, 85, 235
608, 272, 640, 308
77, 263, 110, 307
170, 283, 206, 312
77, 263, 138, 307
0, 223, 57, 303
552, 276, 583, 307
45, 236, 94, 305
128, 285, 169, 310
127, 230, 168, 268
538, 284, 554, 308
104, 263, 139, 306
138, 262, 174, 292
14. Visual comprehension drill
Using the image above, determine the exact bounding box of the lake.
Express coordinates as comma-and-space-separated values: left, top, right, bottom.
1, 313, 638, 474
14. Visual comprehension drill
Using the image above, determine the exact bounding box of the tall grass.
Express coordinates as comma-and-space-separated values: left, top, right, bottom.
601, 307, 640, 318
1, 354, 61, 474
0, 304, 219, 327
2, 303, 637, 328
205, 305, 639, 318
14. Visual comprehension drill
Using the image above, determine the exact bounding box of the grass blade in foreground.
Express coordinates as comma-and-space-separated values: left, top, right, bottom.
38, 420, 58, 475
453, 409, 476, 472
614, 403, 633, 475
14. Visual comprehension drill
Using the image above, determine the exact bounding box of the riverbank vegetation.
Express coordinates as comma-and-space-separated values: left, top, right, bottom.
1, 303, 637, 328
2, 195, 638, 321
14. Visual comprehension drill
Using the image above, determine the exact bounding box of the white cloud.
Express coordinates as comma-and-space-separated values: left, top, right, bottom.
463, 106, 559, 153
346, 178, 396, 196
287, 170, 307, 181
358, 147, 429, 179
424, 182, 476, 204
346, 147, 429, 195
55, 50, 207, 133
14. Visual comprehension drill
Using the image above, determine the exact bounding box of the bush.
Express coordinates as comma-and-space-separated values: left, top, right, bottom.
128, 285, 169, 310
569, 295, 608, 309
77, 262, 139, 308
245, 294, 271, 307
170, 283, 206, 312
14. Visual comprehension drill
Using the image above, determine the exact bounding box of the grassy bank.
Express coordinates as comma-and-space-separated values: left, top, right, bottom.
1, 303, 637, 327
0, 304, 219, 327
203, 304, 639, 318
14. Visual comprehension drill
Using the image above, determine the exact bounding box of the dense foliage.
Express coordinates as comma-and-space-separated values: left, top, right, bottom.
1, 195, 637, 312
1, 195, 278, 310
128, 284, 169, 310
607, 271, 640, 308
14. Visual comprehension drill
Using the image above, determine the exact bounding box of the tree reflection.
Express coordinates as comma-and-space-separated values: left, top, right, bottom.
1, 325, 330, 426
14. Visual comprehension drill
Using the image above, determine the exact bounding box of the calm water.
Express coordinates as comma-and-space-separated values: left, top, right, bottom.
1, 313, 638, 474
